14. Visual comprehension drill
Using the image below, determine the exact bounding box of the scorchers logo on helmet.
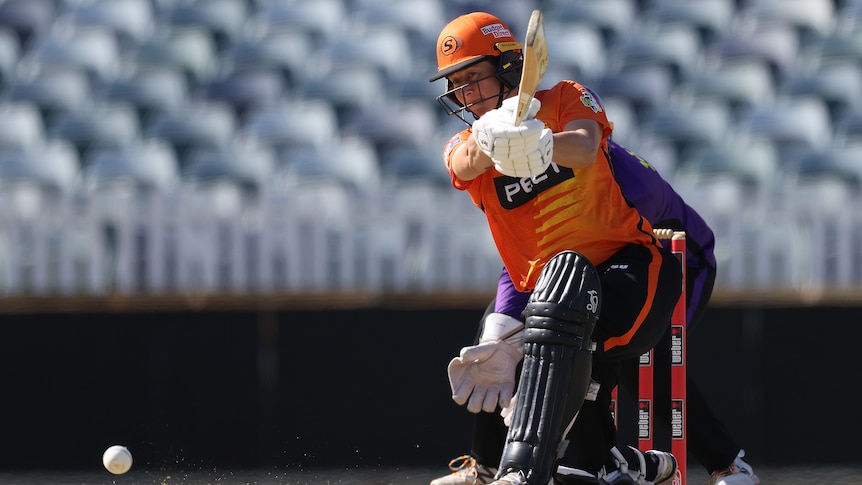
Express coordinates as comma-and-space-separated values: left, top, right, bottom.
439, 35, 462, 57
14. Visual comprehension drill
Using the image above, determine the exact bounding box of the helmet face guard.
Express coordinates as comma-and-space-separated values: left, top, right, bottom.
436, 48, 523, 126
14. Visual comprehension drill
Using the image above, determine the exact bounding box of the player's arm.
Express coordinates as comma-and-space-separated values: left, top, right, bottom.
449, 134, 495, 181
550, 118, 603, 169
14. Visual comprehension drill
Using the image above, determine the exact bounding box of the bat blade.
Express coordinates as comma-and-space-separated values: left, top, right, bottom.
513, 9, 548, 126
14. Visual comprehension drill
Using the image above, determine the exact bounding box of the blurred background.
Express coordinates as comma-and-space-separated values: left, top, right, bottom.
0, 0, 861, 482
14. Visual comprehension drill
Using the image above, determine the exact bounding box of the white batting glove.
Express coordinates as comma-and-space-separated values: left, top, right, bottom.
500, 95, 541, 121
472, 97, 542, 161
491, 126, 553, 178
500, 393, 517, 427
447, 313, 524, 413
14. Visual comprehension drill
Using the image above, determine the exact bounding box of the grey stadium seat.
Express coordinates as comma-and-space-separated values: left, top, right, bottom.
102, 68, 189, 124
55, 0, 155, 51
145, 101, 237, 168
0, 102, 45, 151
47, 103, 141, 161
3, 69, 92, 125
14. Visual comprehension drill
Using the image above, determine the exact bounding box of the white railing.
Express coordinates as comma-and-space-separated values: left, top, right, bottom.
1, 179, 861, 298
0, 180, 505, 296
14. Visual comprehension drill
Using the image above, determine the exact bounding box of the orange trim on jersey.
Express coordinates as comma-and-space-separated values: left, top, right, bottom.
602, 243, 664, 352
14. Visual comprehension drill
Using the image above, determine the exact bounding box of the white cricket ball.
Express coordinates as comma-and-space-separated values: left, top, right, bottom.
102, 445, 133, 475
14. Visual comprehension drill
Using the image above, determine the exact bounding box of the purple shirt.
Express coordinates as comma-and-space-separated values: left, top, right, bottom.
495, 140, 716, 327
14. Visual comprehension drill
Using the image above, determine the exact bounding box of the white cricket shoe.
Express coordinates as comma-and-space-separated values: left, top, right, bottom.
708, 450, 760, 485
600, 447, 678, 485
431, 455, 497, 485
649, 449, 679, 485
489, 470, 528, 485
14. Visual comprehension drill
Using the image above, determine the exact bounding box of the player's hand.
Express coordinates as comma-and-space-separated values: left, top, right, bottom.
447, 337, 523, 413
497, 95, 541, 122
491, 126, 553, 178
500, 393, 517, 427
472, 97, 542, 160
472, 97, 552, 178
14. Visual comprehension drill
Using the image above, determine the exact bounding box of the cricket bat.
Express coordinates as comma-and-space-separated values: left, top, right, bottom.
513, 9, 549, 126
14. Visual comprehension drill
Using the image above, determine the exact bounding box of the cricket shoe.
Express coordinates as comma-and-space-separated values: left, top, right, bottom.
708, 450, 760, 485
599, 447, 678, 485
489, 470, 529, 485
431, 455, 497, 485
430, 457, 571, 485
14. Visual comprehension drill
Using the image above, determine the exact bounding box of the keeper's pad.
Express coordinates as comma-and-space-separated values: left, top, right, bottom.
497, 251, 601, 485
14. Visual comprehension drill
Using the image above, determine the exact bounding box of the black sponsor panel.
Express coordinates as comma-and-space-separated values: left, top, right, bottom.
493, 164, 575, 209
0, 304, 861, 470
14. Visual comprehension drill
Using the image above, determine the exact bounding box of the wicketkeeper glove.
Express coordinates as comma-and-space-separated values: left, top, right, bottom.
472, 97, 553, 178
447, 313, 525, 413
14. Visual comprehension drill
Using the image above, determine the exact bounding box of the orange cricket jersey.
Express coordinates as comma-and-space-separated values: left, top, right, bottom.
442, 80, 657, 292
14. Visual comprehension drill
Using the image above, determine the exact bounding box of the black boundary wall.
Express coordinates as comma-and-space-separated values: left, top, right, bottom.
1, 301, 860, 471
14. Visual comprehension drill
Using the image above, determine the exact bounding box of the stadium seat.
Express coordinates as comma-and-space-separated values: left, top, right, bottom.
145, 101, 237, 169
219, 30, 313, 90
0, 28, 20, 90
0, 102, 44, 151
442, 0, 536, 36
83, 140, 181, 192
200, 68, 285, 119
640, 99, 732, 161
130, 27, 218, 86
0, 140, 80, 195
163, 0, 248, 51
741, 0, 835, 44
543, 23, 607, 81
2, 68, 92, 126
677, 59, 776, 118
591, 64, 675, 119
277, 137, 381, 197
379, 145, 451, 189
790, 142, 862, 187
778, 61, 862, 124
294, 65, 385, 121
675, 138, 779, 192
307, 26, 414, 83
182, 141, 274, 192
811, 28, 862, 65
602, 96, 641, 148
102, 68, 189, 125
738, 96, 833, 160
47, 103, 141, 162
16, 27, 121, 85
241, 99, 340, 157
705, 24, 800, 84
249, 0, 348, 42
351, 0, 445, 52
54, 0, 155, 51
835, 107, 862, 143
0, 0, 55, 46
341, 100, 438, 157
543, 0, 635, 46
610, 24, 703, 82
644, 0, 735, 44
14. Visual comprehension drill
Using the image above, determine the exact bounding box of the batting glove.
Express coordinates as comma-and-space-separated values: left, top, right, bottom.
491, 126, 553, 178
473, 97, 553, 178
472, 96, 542, 161
447, 313, 524, 413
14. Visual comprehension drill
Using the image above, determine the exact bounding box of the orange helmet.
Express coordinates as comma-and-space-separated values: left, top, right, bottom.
430, 12, 522, 82
430, 12, 523, 124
